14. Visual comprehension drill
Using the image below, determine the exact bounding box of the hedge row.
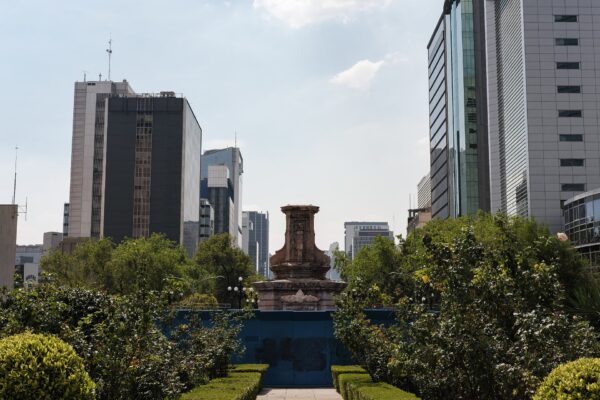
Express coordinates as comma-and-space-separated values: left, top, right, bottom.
331, 365, 368, 391
181, 372, 261, 400
334, 368, 420, 400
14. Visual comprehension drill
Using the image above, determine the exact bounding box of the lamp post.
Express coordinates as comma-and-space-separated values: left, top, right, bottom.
227, 276, 257, 309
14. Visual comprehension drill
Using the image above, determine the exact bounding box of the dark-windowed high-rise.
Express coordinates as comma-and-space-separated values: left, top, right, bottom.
101, 93, 202, 256
68, 80, 136, 238
200, 147, 243, 246
428, 0, 490, 219
242, 211, 269, 278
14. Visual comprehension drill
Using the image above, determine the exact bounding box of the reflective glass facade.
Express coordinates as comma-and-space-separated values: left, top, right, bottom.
564, 189, 600, 269
428, 0, 489, 219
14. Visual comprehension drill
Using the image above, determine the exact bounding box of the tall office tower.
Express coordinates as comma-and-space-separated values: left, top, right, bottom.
408, 174, 433, 235
101, 93, 202, 257
63, 203, 70, 237
344, 222, 394, 260
0, 205, 18, 289
417, 174, 432, 209
202, 165, 235, 239
485, 1, 600, 233
242, 211, 270, 277
200, 147, 243, 246
68, 80, 136, 239
199, 198, 215, 243
325, 242, 342, 281
428, 0, 490, 219
43, 232, 63, 255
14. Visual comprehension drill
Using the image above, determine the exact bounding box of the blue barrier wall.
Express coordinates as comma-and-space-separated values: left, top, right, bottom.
173, 310, 395, 387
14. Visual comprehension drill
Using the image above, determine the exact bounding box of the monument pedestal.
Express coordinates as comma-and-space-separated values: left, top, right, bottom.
253, 205, 346, 311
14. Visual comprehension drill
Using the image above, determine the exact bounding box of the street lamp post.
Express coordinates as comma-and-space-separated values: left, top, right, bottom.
227, 276, 257, 309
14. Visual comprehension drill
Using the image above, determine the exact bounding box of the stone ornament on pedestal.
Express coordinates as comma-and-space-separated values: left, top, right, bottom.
253, 205, 346, 311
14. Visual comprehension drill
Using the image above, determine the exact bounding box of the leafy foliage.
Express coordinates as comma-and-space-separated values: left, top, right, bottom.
193, 234, 255, 304
0, 332, 95, 400
334, 213, 600, 400
533, 358, 600, 400
41, 234, 191, 297
0, 283, 250, 400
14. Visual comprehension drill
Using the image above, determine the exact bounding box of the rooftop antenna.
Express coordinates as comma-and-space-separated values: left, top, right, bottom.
106, 35, 113, 81
12, 146, 18, 204
99, 72, 102, 81
82, 70, 88, 82
234, 131, 237, 148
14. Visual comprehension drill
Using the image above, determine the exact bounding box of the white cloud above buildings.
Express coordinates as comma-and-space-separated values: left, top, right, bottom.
253, 0, 391, 28
330, 59, 384, 89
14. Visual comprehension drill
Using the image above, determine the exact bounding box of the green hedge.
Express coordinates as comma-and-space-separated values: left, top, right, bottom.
331, 365, 368, 392
534, 358, 600, 400
338, 372, 421, 400
230, 364, 269, 374
181, 364, 268, 400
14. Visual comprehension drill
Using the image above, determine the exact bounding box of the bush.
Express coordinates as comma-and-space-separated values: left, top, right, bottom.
0, 332, 95, 400
331, 365, 367, 392
533, 358, 600, 400
339, 373, 421, 400
181, 372, 263, 400
339, 373, 372, 400
230, 364, 269, 373
179, 293, 219, 310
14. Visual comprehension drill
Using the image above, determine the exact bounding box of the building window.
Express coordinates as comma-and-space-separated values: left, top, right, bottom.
559, 134, 584, 142
555, 38, 579, 46
562, 183, 585, 191
561, 159, 585, 167
555, 15, 578, 22
559, 110, 582, 117
557, 62, 580, 69
557, 85, 581, 93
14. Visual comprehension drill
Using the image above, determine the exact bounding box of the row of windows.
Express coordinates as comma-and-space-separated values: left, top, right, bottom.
557, 85, 580, 93
555, 15, 578, 23
559, 110, 582, 117
560, 159, 584, 167
560, 134, 583, 142
555, 38, 578, 46
557, 62, 579, 69
562, 183, 585, 191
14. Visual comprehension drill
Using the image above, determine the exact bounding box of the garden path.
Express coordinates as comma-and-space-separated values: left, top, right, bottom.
257, 388, 341, 400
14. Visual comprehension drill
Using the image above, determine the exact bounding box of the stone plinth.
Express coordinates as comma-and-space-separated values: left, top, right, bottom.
253, 205, 346, 311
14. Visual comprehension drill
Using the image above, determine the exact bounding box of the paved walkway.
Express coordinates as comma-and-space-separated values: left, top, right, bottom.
257, 388, 342, 400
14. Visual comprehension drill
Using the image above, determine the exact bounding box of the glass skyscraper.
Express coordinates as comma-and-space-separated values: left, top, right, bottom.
428, 0, 489, 219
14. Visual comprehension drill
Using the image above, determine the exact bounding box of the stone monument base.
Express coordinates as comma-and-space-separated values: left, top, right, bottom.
254, 279, 346, 311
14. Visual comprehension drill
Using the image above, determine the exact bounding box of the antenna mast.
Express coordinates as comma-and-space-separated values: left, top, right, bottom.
12, 146, 18, 204
106, 36, 113, 81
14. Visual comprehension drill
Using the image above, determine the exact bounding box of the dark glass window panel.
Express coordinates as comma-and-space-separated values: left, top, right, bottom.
557, 62, 580, 69
559, 134, 584, 142
562, 183, 585, 191
557, 85, 581, 93
555, 15, 578, 22
559, 110, 582, 117
555, 38, 579, 46
560, 159, 585, 167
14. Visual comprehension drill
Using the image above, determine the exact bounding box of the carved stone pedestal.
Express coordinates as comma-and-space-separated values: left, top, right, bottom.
253, 205, 346, 311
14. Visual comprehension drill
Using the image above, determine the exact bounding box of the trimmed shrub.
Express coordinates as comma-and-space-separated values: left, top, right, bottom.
0, 332, 95, 400
339, 373, 372, 400
331, 365, 368, 392
230, 364, 269, 373
179, 293, 219, 310
534, 358, 600, 400
339, 372, 420, 400
181, 371, 262, 400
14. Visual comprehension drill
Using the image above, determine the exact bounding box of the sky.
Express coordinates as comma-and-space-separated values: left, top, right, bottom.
0, 0, 440, 252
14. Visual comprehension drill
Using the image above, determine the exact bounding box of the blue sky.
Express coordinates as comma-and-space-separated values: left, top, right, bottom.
0, 0, 440, 251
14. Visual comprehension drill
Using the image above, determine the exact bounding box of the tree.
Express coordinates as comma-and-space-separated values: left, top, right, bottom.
334, 213, 600, 400
193, 234, 254, 304
41, 235, 191, 297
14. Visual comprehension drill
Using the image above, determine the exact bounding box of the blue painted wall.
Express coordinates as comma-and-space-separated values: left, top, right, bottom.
173, 310, 395, 387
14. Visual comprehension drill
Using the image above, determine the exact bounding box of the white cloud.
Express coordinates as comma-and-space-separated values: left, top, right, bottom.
417, 135, 429, 158
330, 59, 384, 89
253, 0, 391, 29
